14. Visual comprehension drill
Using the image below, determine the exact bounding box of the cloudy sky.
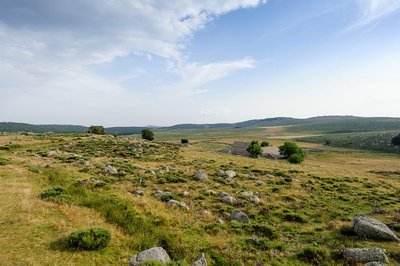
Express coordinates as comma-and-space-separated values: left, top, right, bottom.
1, 0, 400, 126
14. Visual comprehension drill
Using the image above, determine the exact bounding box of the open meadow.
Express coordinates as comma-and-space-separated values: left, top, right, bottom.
0, 127, 400, 265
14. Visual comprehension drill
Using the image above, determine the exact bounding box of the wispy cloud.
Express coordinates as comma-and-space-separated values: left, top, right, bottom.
346, 0, 400, 31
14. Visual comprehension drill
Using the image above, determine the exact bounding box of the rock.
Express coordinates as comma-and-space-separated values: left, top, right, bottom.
76, 159, 90, 166
230, 210, 250, 224
243, 174, 256, 179
343, 247, 388, 264
221, 195, 237, 205
216, 218, 224, 224
241, 191, 253, 196
103, 165, 118, 175
132, 189, 144, 196
219, 192, 229, 197
200, 210, 211, 216
205, 189, 217, 195
191, 252, 207, 266
154, 190, 171, 198
222, 212, 230, 219
265, 174, 275, 178
47, 150, 59, 157
181, 191, 190, 197
225, 170, 236, 179
130, 247, 171, 266
194, 171, 208, 181
249, 196, 260, 203
364, 262, 387, 266
254, 180, 265, 186
167, 200, 189, 210
352, 216, 399, 241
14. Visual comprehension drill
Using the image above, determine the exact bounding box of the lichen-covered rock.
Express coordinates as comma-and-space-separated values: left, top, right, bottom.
225, 170, 236, 179
352, 216, 399, 241
103, 165, 118, 175
241, 191, 253, 196
343, 247, 388, 264
194, 171, 208, 181
132, 189, 144, 196
221, 195, 237, 205
166, 199, 189, 210
230, 210, 250, 224
249, 196, 260, 203
154, 190, 171, 199
191, 252, 207, 266
130, 247, 171, 266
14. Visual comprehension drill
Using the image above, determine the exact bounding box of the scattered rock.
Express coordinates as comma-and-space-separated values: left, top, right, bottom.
191, 252, 207, 266
353, 216, 399, 241
216, 218, 224, 224
343, 247, 388, 264
76, 159, 90, 166
194, 171, 208, 181
205, 189, 217, 195
132, 189, 144, 196
181, 191, 190, 197
265, 174, 275, 178
364, 262, 387, 266
230, 210, 250, 224
249, 196, 260, 203
167, 199, 189, 210
254, 180, 265, 186
222, 212, 230, 219
154, 190, 171, 199
219, 192, 229, 197
241, 191, 253, 196
47, 150, 59, 157
221, 195, 237, 205
243, 174, 257, 179
130, 247, 171, 266
200, 210, 211, 216
225, 170, 236, 179
103, 165, 118, 175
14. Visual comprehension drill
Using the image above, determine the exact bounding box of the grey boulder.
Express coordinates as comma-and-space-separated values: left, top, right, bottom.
103, 165, 118, 175
191, 252, 207, 266
194, 171, 208, 181
130, 247, 171, 266
221, 195, 237, 205
353, 216, 399, 241
343, 247, 388, 264
230, 210, 250, 224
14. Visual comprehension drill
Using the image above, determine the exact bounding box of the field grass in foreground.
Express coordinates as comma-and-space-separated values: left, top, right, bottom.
0, 132, 400, 265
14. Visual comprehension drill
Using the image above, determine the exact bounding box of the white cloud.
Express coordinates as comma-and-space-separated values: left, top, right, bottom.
346, 0, 400, 31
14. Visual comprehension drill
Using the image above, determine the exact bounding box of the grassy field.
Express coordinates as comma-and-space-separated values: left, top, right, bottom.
1, 131, 400, 265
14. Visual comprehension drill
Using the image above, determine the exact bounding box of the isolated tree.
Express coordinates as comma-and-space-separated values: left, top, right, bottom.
181, 139, 189, 144
279, 141, 306, 164
261, 141, 270, 147
391, 134, 400, 146
87, 125, 105, 135
247, 140, 263, 158
141, 129, 154, 141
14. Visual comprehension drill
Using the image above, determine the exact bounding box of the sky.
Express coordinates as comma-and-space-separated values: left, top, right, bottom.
1, 0, 400, 126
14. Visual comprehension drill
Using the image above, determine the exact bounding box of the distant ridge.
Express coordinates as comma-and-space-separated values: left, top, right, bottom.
1, 116, 400, 135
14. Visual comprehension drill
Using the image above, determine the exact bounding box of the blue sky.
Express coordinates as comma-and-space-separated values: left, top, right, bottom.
1, 0, 400, 126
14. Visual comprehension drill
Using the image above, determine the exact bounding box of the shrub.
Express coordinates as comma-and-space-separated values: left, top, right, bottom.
160, 194, 180, 202
181, 139, 189, 144
252, 224, 279, 239
288, 150, 305, 164
68, 228, 111, 250
391, 134, 400, 146
260, 141, 269, 147
141, 129, 154, 141
279, 142, 306, 163
247, 140, 263, 158
0, 158, 10, 165
282, 212, 306, 223
40, 186, 71, 203
87, 125, 105, 135
297, 246, 330, 265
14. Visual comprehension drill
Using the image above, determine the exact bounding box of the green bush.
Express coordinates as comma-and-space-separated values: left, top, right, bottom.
279, 142, 306, 164
40, 186, 71, 203
0, 158, 10, 165
247, 140, 263, 158
252, 224, 279, 239
181, 139, 189, 144
392, 134, 400, 146
87, 125, 105, 135
297, 246, 330, 265
288, 150, 305, 164
282, 212, 306, 223
141, 129, 155, 141
260, 141, 269, 147
68, 228, 111, 250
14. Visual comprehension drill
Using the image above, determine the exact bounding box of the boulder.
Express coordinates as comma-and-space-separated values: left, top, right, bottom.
154, 190, 171, 199
103, 165, 118, 175
343, 247, 388, 264
353, 216, 399, 241
241, 191, 253, 196
219, 192, 229, 197
181, 191, 190, 197
225, 170, 236, 179
249, 196, 260, 204
254, 180, 265, 186
205, 189, 217, 195
216, 218, 224, 224
130, 247, 171, 266
191, 252, 207, 266
194, 171, 208, 181
230, 210, 250, 224
166, 199, 189, 209
132, 189, 144, 196
364, 262, 387, 266
221, 195, 237, 205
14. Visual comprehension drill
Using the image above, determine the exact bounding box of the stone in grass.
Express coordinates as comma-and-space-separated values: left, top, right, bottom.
241, 191, 253, 196
154, 190, 171, 199
249, 196, 260, 204
132, 189, 144, 196
343, 247, 388, 264
364, 262, 387, 266
230, 210, 250, 224
225, 170, 236, 179
194, 171, 208, 181
130, 247, 171, 266
221, 195, 237, 205
166, 199, 189, 210
103, 165, 118, 175
352, 216, 400, 241
191, 252, 207, 266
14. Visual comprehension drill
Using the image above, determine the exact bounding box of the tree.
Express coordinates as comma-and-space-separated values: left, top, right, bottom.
247, 140, 263, 158
88, 125, 105, 135
279, 142, 306, 164
261, 141, 270, 147
181, 139, 189, 144
141, 129, 154, 141
391, 134, 400, 146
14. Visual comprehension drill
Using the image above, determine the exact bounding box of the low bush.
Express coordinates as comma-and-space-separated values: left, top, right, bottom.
68, 228, 111, 250
251, 224, 279, 239
181, 139, 189, 144
288, 151, 305, 164
40, 186, 71, 203
297, 246, 330, 265
260, 141, 269, 147
282, 212, 306, 223
247, 140, 263, 158
0, 158, 10, 165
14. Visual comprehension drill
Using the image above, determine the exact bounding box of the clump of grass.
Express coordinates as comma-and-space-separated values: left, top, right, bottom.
0, 158, 10, 165
282, 212, 306, 223
40, 186, 72, 203
68, 228, 111, 250
160, 194, 180, 202
0, 143, 20, 151
297, 246, 331, 265
251, 224, 279, 240
339, 225, 356, 236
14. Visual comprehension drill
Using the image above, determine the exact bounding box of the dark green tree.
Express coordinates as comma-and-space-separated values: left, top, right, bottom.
391, 134, 400, 146
247, 140, 263, 158
141, 129, 154, 141
279, 142, 306, 164
87, 125, 105, 135
261, 141, 270, 147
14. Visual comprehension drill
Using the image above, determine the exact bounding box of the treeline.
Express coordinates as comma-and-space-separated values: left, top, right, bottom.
0, 122, 87, 133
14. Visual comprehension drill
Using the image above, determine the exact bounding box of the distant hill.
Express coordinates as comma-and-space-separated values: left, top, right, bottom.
1, 116, 400, 135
